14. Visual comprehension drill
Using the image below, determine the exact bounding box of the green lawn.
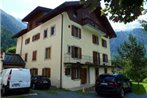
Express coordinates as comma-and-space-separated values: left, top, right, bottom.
132, 82, 147, 95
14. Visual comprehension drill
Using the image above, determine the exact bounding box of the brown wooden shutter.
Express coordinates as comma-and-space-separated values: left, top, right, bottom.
93, 51, 98, 64
79, 48, 82, 59
71, 46, 74, 58
92, 35, 95, 43
79, 29, 81, 38
72, 25, 74, 36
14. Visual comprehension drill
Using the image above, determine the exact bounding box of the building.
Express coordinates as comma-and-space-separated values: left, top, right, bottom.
0, 53, 25, 72
13, 1, 116, 89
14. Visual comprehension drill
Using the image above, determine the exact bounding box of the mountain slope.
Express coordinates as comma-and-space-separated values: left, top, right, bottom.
0, 9, 26, 51
110, 28, 147, 58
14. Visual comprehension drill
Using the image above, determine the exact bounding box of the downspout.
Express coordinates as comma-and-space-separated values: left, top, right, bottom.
20, 36, 23, 56
60, 13, 63, 88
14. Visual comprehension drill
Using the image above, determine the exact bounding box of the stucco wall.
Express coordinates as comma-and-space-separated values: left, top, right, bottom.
16, 14, 62, 87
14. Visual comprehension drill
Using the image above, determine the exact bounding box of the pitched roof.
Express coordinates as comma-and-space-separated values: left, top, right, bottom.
22, 6, 52, 22
12, 29, 27, 38
12, 1, 116, 38
3, 53, 25, 67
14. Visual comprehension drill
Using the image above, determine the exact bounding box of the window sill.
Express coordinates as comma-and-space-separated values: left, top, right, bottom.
72, 36, 81, 40
72, 79, 80, 81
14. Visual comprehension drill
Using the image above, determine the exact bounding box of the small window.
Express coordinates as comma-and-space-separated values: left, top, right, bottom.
44, 29, 48, 38
32, 51, 37, 61
30, 68, 38, 76
25, 38, 30, 45
71, 46, 82, 59
45, 47, 51, 59
32, 33, 40, 41
93, 51, 100, 65
102, 39, 107, 48
42, 68, 51, 78
104, 68, 107, 74
50, 25, 55, 36
65, 68, 71, 76
103, 54, 108, 63
67, 46, 71, 54
71, 25, 81, 39
24, 53, 28, 62
71, 68, 80, 80
73, 11, 78, 18
92, 35, 99, 45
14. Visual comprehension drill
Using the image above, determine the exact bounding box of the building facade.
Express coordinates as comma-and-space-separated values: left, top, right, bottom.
13, 1, 116, 89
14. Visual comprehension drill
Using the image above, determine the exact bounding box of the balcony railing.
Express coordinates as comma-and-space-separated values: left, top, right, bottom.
82, 17, 106, 35
64, 53, 111, 66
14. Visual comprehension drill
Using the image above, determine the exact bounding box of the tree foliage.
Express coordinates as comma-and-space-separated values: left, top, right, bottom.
116, 34, 147, 83
81, 0, 146, 23
6, 46, 16, 53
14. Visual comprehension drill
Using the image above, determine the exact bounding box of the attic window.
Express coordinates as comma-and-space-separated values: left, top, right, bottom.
73, 11, 78, 18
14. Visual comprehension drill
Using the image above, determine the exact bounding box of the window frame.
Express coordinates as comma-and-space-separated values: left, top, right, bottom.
102, 39, 107, 48
32, 50, 37, 61
71, 25, 81, 39
43, 29, 48, 38
50, 25, 56, 36
25, 38, 30, 45
71, 68, 80, 80
45, 47, 51, 59
42, 68, 51, 78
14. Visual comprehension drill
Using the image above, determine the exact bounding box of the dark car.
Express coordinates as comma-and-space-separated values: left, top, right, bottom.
95, 74, 132, 98
31, 76, 51, 89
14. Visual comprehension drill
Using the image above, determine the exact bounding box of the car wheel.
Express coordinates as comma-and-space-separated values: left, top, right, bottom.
119, 88, 125, 98
1, 86, 7, 96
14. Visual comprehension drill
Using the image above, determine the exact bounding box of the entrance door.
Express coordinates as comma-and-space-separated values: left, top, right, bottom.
80, 68, 87, 84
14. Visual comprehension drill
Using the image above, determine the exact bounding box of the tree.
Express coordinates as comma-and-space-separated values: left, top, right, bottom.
6, 46, 16, 53
117, 34, 146, 86
80, 0, 146, 23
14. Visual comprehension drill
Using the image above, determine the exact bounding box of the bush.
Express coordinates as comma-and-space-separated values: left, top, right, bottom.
143, 78, 147, 82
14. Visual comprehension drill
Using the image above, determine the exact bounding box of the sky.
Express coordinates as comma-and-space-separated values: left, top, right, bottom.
1, 0, 147, 31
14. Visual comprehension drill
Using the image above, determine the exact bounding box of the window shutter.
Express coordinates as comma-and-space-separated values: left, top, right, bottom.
72, 25, 74, 36
79, 48, 82, 59
71, 46, 75, 58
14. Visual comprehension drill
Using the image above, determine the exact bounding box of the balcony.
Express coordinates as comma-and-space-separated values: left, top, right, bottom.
82, 17, 106, 36
64, 53, 111, 67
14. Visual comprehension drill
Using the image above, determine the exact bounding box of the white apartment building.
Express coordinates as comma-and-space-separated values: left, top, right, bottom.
13, 1, 116, 89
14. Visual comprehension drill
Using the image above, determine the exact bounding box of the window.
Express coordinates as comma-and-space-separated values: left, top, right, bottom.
45, 47, 51, 59
50, 25, 55, 36
42, 68, 51, 78
25, 38, 30, 45
44, 29, 48, 38
73, 11, 78, 18
71, 46, 82, 59
71, 68, 80, 80
24, 53, 28, 62
65, 68, 71, 76
103, 54, 108, 63
71, 25, 81, 38
67, 46, 71, 54
102, 39, 107, 48
93, 51, 100, 65
32, 51, 37, 61
92, 35, 99, 45
104, 68, 107, 73
30, 68, 38, 76
32, 33, 40, 41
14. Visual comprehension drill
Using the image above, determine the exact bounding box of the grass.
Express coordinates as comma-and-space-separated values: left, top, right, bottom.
3, 95, 27, 98
132, 82, 147, 95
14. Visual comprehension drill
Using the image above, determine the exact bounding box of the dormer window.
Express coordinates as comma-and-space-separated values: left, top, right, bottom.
73, 11, 78, 18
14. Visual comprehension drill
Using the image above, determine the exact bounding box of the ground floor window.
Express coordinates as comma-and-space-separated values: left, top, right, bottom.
104, 68, 107, 73
30, 68, 38, 76
42, 68, 51, 78
65, 68, 71, 76
71, 68, 80, 80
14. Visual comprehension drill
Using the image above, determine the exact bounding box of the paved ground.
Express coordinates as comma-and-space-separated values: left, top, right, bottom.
2, 87, 147, 98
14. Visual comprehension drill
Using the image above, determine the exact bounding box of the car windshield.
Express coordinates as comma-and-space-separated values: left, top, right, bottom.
99, 75, 115, 81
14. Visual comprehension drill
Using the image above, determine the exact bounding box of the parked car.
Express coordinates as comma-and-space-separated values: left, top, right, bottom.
95, 74, 132, 98
0, 68, 31, 96
31, 76, 51, 89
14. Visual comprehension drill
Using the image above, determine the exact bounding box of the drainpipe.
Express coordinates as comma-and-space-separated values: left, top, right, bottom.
60, 13, 64, 88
